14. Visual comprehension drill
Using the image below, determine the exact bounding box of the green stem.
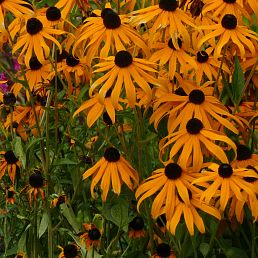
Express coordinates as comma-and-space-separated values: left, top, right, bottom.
33, 201, 38, 258
251, 222, 256, 258
191, 237, 198, 258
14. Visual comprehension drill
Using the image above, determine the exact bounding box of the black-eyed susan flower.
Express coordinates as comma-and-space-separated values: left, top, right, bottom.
166, 190, 221, 235
152, 243, 176, 258
80, 223, 101, 250
198, 14, 257, 59
51, 194, 67, 208
130, 0, 195, 46
73, 4, 150, 63
231, 144, 258, 168
73, 89, 123, 128
12, 16, 65, 67
2, 92, 16, 106
89, 50, 159, 108
150, 37, 197, 79
27, 169, 45, 204
150, 75, 242, 134
6, 186, 15, 204
58, 243, 80, 258
159, 118, 237, 171
0, 150, 21, 183
15, 252, 26, 258
128, 216, 146, 238
136, 163, 203, 220
192, 163, 258, 211
83, 147, 139, 201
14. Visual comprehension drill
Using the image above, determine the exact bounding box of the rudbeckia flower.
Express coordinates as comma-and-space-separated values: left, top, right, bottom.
80, 223, 101, 250
152, 243, 176, 258
51, 193, 67, 208
73, 5, 150, 64
150, 37, 197, 79
58, 243, 80, 258
0, 150, 21, 183
136, 163, 202, 220
89, 50, 159, 108
159, 118, 237, 171
166, 190, 221, 235
130, 0, 195, 46
192, 163, 258, 211
83, 147, 139, 201
12, 16, 65, 67
27, 169, 45, 204
6, 186, 15, 204
150, 75, 242, 134
73, 90, 123, 128
128, 216, 146, 238
15, 253, 26, 258
231, 144, 258, 168
198, 14, 257, 59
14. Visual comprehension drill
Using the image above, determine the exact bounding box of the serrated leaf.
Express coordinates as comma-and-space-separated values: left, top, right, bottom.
60, 204, 80, 234
231, 55, 245, 106
14, 137, 26, 168
38, 212, 49, 238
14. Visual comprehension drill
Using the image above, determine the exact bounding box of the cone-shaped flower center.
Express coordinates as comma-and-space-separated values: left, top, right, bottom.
29, 56, 42, 70
46, 6, 61, 21
159, 0, 178, 11
104, 147, 120, 162
56, 49, 68, 62
189, 89, 205, 104
63, 244, 78, 258
218, 164, 233, 178
66, 55, 80, 67
186, 118, 203, 134
164, 163, 182, 179
26, 18, 43, 35
168, 38, 182, 50
129, 216, 144, 230
115, 50, 133, 68
4, 151, 18, 164
157, 214, 167, 227
223, 0, 236, 3
29, 172, 44, 188
236, 144, 252, 161
156, 243, 171, 257
7, 189, 15, 198
103, 112, 113, 125
197, 51, 209, 63
221, 14, 237, 29
102, 9, 121, 29
88, 228, 101, 240
3, 92, 16, 106
175, 87, 187, 96
56, 195, 66, 207
178, 189, 192, 202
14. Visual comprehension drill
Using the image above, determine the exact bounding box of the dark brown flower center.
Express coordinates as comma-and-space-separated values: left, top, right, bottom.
129, 216, 144, 230
197, 51, 209, 63
66, 55, 80, 67
26, 18, 43, 35
0, 0, 5, 4
29, 56, 42, 70
4, 151, 18, 164
7, 189, 15, 198
221, 14, 237, 30
159, 0, 178, 11
189, 89, 205, 104
102, 9, 121, 29
3, 92, 16, 106
104, 147, 120, 162
115, 51, 133, 68
156, 243, 171, 257
218, 164, 233, 178
168, 38, 182, 50
236, 144, 252, 161
29, 172, 44, 188
88, 228, 101, 240
63, 244, 78, 258
223, 0, 236, 3
46, 6, 61, 21
56, 195, 66, 207
186, 118, 203, 134
164, 163, 182, 179
56, 49, 68, 62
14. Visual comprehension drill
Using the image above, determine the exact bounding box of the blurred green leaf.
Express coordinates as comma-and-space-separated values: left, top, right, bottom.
53, 158, 79, 165
199, 243, 210, 256
225, 247, 249, 258
14, 136, 26, 168
38, 212, 49, 238
60, 204, 80, 234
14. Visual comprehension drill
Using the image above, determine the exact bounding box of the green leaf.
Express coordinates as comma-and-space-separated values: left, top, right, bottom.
60, 204, 80, 234
53, 158, 79, 165
38, 212, 49, 238
14, 136, 26, 168
231, 55, 245, 106
199, 243, 210, 256
17, 224, 31, 252
225, 247, 249, 258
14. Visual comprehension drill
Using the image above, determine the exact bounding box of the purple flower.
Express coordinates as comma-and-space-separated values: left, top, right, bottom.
13, 59, 20, 71
0, 83, 8, 94
0, 72, 7, 81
